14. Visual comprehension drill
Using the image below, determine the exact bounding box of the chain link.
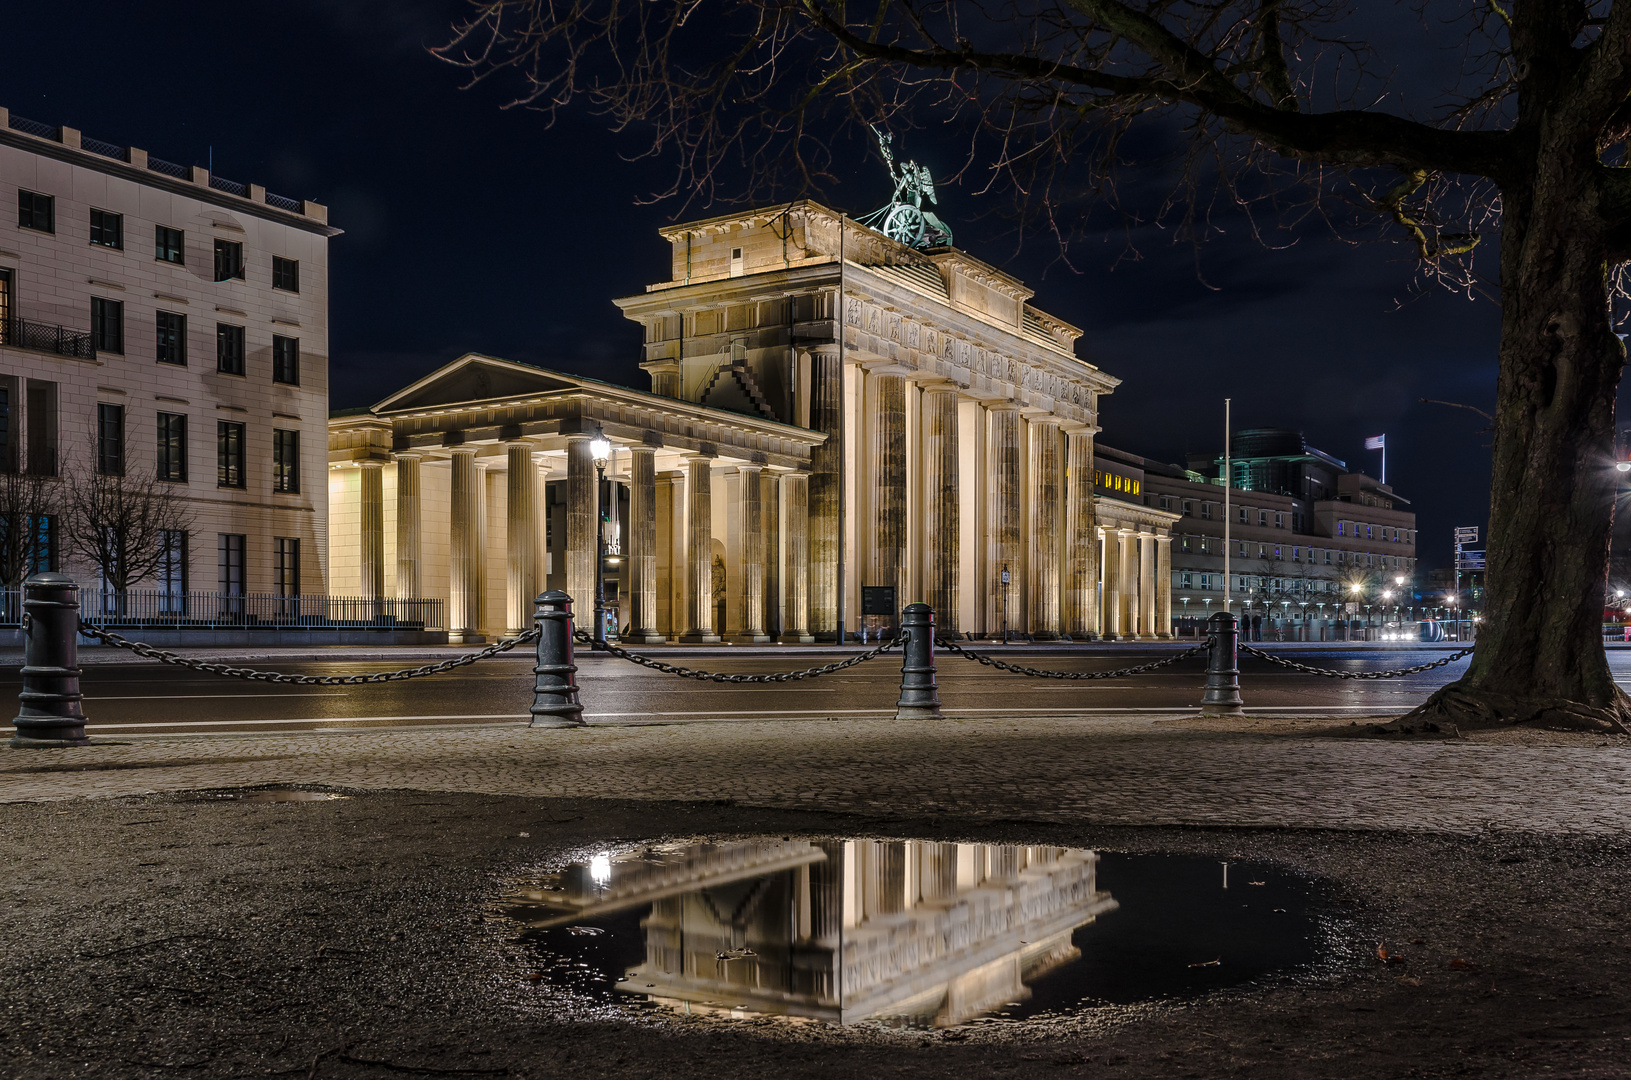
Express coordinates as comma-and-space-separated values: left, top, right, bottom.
574, 629, 901, 682
1239, 642, 1475, 679
76, 620, 541, 685
933, 636, 1213, 679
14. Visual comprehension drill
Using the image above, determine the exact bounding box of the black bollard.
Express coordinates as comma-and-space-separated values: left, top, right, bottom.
530, 591, 585, 728
10, 573, 89, 748
895, 603, 943, 721
1200, 611, 1245, 716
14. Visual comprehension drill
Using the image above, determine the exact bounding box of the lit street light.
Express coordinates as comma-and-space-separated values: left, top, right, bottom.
590, 432, 612, 645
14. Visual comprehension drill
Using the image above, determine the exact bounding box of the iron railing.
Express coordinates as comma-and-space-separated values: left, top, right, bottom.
0, 589, 446, 632
146, 156, 189, 180
264, 192, 302, 212
0, 315, 97, 361
208, 174, 248, 197
80, 136, 128, 162
7, 115, 58, 139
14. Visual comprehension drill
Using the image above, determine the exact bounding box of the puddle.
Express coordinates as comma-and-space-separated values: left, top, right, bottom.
186, 789, 349, 803
497, 839, 1332, 1029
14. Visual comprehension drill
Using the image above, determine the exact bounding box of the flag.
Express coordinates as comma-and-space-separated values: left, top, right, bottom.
1365, 435, 1385, 450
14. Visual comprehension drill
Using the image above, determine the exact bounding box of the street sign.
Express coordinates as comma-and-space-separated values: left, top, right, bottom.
1000, 569, 1010, 585
1456, 550, 1487, 570
1454, 526, 1479, 545
861, 586, 897, 617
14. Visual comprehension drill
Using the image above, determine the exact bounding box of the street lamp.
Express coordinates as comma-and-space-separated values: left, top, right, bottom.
590, 432, 612, 645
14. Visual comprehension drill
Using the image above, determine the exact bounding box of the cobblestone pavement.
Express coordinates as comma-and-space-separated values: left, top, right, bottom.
5, 716, 1629, 835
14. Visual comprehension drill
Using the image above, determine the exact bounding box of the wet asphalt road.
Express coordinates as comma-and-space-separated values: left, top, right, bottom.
4, 642, 1614, 738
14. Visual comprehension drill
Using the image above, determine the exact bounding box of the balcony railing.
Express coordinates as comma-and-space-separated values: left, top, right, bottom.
0, 315, 97, 361
0, 590, 445, 632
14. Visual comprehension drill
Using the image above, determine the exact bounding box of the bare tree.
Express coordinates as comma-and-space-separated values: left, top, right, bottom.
62, 456, 193, 593
438, 1, 1631, 731
0, 467, 58, 587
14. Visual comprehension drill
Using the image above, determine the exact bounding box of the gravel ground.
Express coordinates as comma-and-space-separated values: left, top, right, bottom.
3, 786, 1628, 1080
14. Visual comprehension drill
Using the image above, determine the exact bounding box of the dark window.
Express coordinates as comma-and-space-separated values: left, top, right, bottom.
218, 533, 246, 600
274, 537, 299, 598
17, 190, 53, 233
155, 310, 186, 365
272, 428, 299, 493
89, 209, 122, 249
157, 412, 186, 482
216, 421, 245, 488
271, 335, 299, 385
271, 256, 299, 292
96, 403, 124, 476
159, 529, 187, 612
26, 515, 57, 573
216, 323, 245, 375
155, 225, 184, 264
213, 238, 244, 281
91, 297, 123, 354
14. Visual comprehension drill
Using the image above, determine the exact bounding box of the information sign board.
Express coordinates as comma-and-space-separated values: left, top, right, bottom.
861, 586, 897, 617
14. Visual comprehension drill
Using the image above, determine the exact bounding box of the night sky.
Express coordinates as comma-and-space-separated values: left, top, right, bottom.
8, 1, 1594, 575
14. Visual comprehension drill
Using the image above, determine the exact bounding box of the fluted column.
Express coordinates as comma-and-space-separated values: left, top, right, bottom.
394, 453, 421, 600
762, 471, 780, 639
565, 435, 595, 616
358, 462, 384, 601
780, 473, 812, 642
504, 442, 537, 635
1140, 531, 1157, 640
1028, 419, 1062, 639
989, 407, 1022, 636
448, 448, 480, 643
628, 444, 663, 643
1119, 530, 1137, 639
922, 387, 959, 633
1101, 526, 1121, 639
807, 346, 841, 638
871, 372, 907, 618
474, 460, 489, 636
681, 454, 720, 642
1157, 535, 1173, 638
738, 463, 768, 641
1063, 431, 1097, 639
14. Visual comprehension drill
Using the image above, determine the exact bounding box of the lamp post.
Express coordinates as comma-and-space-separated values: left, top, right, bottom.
590, 432, 612, 645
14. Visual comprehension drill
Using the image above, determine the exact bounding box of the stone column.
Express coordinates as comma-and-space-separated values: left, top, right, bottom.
1028, 419, 1062, 639
359, 462, 384, 601
1063, 431, 1097, 639
762, 471, 780, 639
1101, 526, 1121, 639
1140, 532, 1157, 640
627, 444, 663, 643
474, 460, 490, 636
1118, 530, 1137, 639
871, 372, 907, 620
504, 441, 537, 635
921, 387, 959, 633
448, 448, 481, 643
1157, 535, 1173, 638
681, 453, 720, 642
780, 473, 812, 642
807, 346, 841, 638
989, 407, 1022, 636
394, 453, 421, 600
565, 435, 595, 615
737, 463, 768, 642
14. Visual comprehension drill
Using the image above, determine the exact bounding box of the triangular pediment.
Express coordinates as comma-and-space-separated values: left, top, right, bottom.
375, 355, 578, 412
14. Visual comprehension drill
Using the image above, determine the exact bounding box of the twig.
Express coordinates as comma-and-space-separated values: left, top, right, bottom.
81, 933, 217, 959
336, 1053, 512, 1076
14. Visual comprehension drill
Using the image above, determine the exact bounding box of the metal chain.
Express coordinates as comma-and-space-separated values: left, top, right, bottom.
76, 620, 541, 685
1239, 642, 1475, 679
574, 629, 901, 682
933, 636, 1213, 679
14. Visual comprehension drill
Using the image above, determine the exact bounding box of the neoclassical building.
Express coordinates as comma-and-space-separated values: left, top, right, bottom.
327, 202, 1176, 642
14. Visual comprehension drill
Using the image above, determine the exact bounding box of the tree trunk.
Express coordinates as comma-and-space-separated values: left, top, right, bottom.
1410, 150, 1631, 733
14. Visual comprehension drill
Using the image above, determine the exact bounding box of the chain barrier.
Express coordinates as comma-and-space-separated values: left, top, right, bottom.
574, 629, 901, 682
933, 636, 1213, 679
1239, 642, 1475, 679
76, 620, 541, 685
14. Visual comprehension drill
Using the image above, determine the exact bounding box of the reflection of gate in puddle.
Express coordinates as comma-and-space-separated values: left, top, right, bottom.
503, 840, 1117, 1027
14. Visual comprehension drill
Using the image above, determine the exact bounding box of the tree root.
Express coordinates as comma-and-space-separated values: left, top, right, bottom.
1402, 685, 1631, 735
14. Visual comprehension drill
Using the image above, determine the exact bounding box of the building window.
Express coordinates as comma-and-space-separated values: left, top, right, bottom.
272, 335, 299, 385
1239, 541, 1248, 556
273, 428, 299, 493
271, 256, 299, 292
1200, 502, 1212, 520
91, 297, 124, 354
1237, 506, 1248, 523
1366, 524, 1374, 539
1336, 521, 1345, 536
217, 421, 246, 488
1275, 512, 1284, 529
216, 323, 245, 375
158, 529, 187, 611
1182, 500, 1193, 516
17, 190, 53, 233
157, 412, 187, 482
155, 225, 184, 264
1199, 536, 1209, 553
275, 537, 300, 598
1258, 510, 1268, 526
213, 238, 244, 282
96, 403, 124, 476
26, 515, 57, 573
1292, 546, 1301, 562
1180, 535, 1191, 553
155, 311, 187, 365
1180, 571, 1192, 590
89, 208, 122, 249
218, 533, 246, 600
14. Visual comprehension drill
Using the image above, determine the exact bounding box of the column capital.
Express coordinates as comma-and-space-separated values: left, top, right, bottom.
392, 450, 423, 462
358, 460, 384, 470
450, 444, 478, 457
1061, 423, 1100, 437
504, 438, 534, 452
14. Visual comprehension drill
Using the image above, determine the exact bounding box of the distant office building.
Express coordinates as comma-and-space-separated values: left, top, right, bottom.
1098, 429, 1417, 640
0, 106, 335, 598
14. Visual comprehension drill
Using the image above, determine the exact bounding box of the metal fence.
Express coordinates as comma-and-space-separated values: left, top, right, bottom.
0, 316, 97, 361
0, 589, 445, 632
